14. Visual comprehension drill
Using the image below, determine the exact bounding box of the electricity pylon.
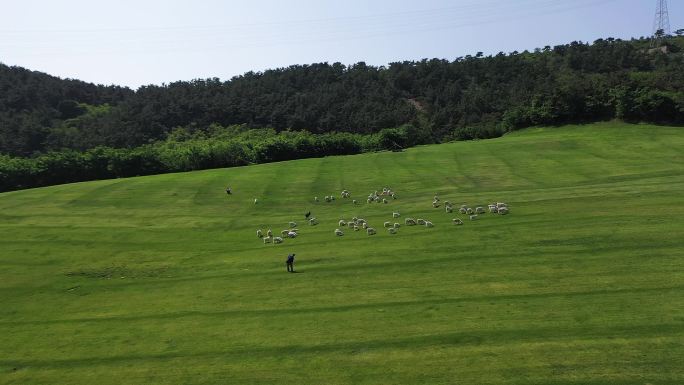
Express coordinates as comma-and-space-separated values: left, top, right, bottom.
651, 0, 671, 46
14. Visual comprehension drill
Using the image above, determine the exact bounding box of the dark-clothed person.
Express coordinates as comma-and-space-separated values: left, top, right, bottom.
286, 254, 295, 272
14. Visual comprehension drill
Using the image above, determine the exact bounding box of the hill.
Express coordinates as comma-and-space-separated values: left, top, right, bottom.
1, 36, 684, 158
1, 122, 683, 384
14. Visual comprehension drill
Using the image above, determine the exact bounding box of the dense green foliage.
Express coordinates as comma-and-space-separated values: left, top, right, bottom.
0, 65, 131, 156
1, 123, 683, 384
1, 36, 683, 158
0, 124, 420, 192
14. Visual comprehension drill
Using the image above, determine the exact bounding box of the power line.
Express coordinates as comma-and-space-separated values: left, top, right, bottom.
0, 0, 556, 35
1, 0, 618, 57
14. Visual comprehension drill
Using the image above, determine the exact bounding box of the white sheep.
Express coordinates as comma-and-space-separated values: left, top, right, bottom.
475, 207, 485, 214
353, 199, 358, 204
452, 218, 463, 225
281, 229, 290, 236
273, 236, 283, 244
287, 231, 297, 238
263, 236, 272, 244
405, 218, 417, 226
367, 227, 377, 235
335, 229, 344, 236
314, 196, 319, 202
393, 223, 400, 229
459, 207, 468, 214
266, 229, 273, 237
434, 195, 440, 202
445, 206, 453, 213
392, 212, 400, 218
256, 229, 263, 238
339, 219, 347, 227
254, 198, 258, 204
417, 218, 426, 225
432, 201, 440, 208
469, 215, 478, 220
362, 222, 369, 229
425, 221, 434, 228
353, 225, 360, 231
289, 221, 297, 228
466, 208, 474, 215
388, 227, 397, 234
488, 205, 498, 213
383, 221, 392, 228
367, 198, 373, 204
498, 207, 509, 215
391, 193, 397, 199
309, 217, 319, 225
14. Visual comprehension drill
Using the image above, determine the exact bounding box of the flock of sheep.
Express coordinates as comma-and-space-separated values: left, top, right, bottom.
257, 225, 299, 244
312, 187, 397, 205
255, 187, 509, 245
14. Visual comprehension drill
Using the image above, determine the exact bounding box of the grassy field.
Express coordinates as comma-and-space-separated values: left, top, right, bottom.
1, 122, 683, 384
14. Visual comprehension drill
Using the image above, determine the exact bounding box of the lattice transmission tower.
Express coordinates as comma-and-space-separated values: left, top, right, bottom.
651, 0, 671, 46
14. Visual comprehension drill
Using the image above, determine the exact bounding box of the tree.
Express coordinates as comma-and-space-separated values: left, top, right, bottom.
57, 100, 86, 119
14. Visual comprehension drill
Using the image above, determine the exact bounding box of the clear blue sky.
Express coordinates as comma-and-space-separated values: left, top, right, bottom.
0, 0, 679, 89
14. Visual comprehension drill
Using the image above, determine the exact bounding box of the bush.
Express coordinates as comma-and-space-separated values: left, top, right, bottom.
0, 127, 411, 192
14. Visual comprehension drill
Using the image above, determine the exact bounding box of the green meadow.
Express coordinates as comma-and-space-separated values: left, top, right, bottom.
1, 122, 683, 384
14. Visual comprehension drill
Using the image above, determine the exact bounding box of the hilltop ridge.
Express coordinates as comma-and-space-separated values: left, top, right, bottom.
1, 36, 683, 158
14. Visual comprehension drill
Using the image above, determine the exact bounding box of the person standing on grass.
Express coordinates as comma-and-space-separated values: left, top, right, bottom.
286, 253, 295, 272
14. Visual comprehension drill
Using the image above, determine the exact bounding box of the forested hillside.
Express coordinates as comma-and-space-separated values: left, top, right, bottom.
1, 36, 683, 192
0, 65, 132, 156
1, 36, 683, 158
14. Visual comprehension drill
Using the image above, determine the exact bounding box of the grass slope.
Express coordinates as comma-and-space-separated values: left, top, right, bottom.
1, 122, 683, 385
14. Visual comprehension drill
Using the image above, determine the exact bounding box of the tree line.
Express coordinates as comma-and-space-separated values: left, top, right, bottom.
0, 35, 683, 191
0, 124, 419, 192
